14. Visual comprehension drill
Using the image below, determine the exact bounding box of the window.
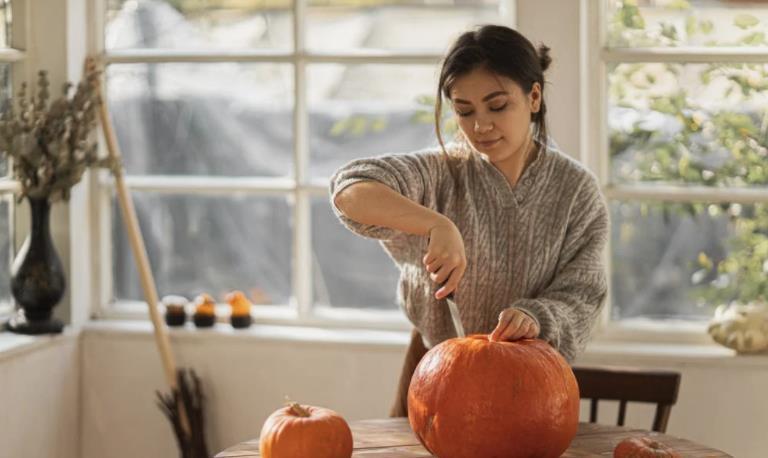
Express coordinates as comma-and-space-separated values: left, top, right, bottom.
0, 0, 20, 317
599, 0, 768, 326
100, 0, 511, 323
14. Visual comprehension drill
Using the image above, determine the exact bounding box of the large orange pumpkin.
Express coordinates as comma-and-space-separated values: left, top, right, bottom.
613, 436, 681, 458
407, 336, 579, 458
259, 403, 353, 458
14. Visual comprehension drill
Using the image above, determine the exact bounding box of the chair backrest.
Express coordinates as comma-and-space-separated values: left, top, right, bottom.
572, 366, 681, 433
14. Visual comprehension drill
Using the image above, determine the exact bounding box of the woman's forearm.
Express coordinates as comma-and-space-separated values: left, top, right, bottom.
334, 181, 449, 237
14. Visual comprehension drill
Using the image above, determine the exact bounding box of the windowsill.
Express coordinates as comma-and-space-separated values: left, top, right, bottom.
81, 319, 768, 369
98, 301, 412, 332
0, 328, 79, 363
3, 318, 764, 369
82, 319, 411, 349
578, 341, 768, 369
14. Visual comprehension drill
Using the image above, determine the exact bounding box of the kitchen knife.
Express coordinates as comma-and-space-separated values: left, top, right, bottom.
445, 293, 466, 338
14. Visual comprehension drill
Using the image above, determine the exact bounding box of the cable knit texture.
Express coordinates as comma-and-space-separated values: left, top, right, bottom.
329, 143, 609, 362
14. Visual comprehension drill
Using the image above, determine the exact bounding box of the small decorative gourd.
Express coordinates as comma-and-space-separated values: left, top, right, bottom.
192, 293, 216, 328
226, 290, 253, 329
707, 302, 768, 354
161, 295, 188, 327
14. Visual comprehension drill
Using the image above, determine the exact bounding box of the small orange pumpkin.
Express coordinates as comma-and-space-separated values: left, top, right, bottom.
259, 403, 353, 458
225, 290, 252, 317
193, 293, 216, 316
613, 436, 681, 458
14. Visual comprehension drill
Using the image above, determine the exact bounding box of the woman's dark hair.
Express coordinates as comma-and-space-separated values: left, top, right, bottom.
435, 24, 552, 155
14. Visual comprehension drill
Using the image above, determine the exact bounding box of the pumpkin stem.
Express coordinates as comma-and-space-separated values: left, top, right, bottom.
288, 402, 311, 417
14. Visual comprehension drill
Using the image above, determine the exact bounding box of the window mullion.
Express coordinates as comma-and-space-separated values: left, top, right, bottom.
500, 0, 516, 26
88, 0, 105, 57
603, 47, 768, 64
114, 175, 296, 194
102, 50, 444, 65
0, 180, 19, 193
95, 170, 113, 317
293, 0, 312, 320
0, 49, 24, 61
89, 0, 113, 318
593, 0, 612, 332
606, 184, 768, 204
294, 0, 306, 54
8, 0, 30, 314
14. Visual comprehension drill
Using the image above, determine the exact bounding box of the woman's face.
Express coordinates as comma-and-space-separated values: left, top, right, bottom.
449, 67, 540, 163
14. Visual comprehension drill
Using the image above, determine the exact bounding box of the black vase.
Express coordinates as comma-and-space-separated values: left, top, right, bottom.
6, 196, 66, 334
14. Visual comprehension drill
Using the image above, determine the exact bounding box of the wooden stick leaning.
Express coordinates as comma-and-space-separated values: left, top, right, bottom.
89, 57, 191, 437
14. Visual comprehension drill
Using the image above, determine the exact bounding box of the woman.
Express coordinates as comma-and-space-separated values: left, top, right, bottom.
329, 24, 609, 417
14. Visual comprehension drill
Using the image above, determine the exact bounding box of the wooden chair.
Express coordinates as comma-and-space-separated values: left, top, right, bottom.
572, 366, 681, 433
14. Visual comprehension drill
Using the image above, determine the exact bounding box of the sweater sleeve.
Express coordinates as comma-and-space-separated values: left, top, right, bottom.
328, 150, 445, 240
511, 175, 609, 362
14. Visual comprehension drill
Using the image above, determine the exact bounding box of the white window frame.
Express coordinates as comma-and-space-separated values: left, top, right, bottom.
90, 0, 517, 330
585, 0, 768, 344
0, 0, 28, 318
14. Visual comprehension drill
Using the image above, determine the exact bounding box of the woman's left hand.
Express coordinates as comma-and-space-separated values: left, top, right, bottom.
489, 308, 540, 342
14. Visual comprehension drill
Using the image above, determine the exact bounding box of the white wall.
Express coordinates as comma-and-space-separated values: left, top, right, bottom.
76, 324, 765, 458
517, 0, 582, 159
0, 335, 80, 458
80, 325, 407, 458
577, 347, 767, 457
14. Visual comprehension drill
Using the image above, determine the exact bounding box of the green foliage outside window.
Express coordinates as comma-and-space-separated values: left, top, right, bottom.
609, 0, 768, 307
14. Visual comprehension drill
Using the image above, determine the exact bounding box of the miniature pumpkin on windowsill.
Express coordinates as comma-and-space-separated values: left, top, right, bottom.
161, 295, 188, 327
225, 290, 253, 329
259, 402, 353, 458
192, 293, 216, 328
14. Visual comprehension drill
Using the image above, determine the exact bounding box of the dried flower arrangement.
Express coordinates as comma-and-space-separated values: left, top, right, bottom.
0, 63, 115, 202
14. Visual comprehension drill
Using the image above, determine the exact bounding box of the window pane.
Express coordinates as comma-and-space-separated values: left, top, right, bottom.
608, 0, 768, 48
0, 197, 11, 310
0, 0, 10, 48
113, 193, 292, 305
106, 0, 292, 50
609, 62, 768, 187
307, 0, 499, 52
611, 200, 767, 321
308, 64, 437, 179
0, 63, 10, 176
311, 196, 399, 309
107, 63, 293, 177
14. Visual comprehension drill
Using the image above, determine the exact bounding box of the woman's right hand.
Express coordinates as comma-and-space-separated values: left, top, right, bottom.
423, 219, 467, 300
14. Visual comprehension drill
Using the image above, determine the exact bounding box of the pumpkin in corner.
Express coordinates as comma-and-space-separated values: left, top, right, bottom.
407, 336, 579, 458
259, 402, 353, 458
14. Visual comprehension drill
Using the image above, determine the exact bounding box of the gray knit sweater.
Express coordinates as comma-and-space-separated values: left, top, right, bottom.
329, 143, 609, 362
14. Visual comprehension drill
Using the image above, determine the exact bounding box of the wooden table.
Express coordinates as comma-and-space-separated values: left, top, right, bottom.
216, 418, 731, 457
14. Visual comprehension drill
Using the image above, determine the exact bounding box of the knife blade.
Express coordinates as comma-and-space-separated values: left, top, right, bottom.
445, 293, 466, 338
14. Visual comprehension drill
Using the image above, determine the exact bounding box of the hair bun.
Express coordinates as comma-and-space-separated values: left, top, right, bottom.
538, 44, 552, 72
